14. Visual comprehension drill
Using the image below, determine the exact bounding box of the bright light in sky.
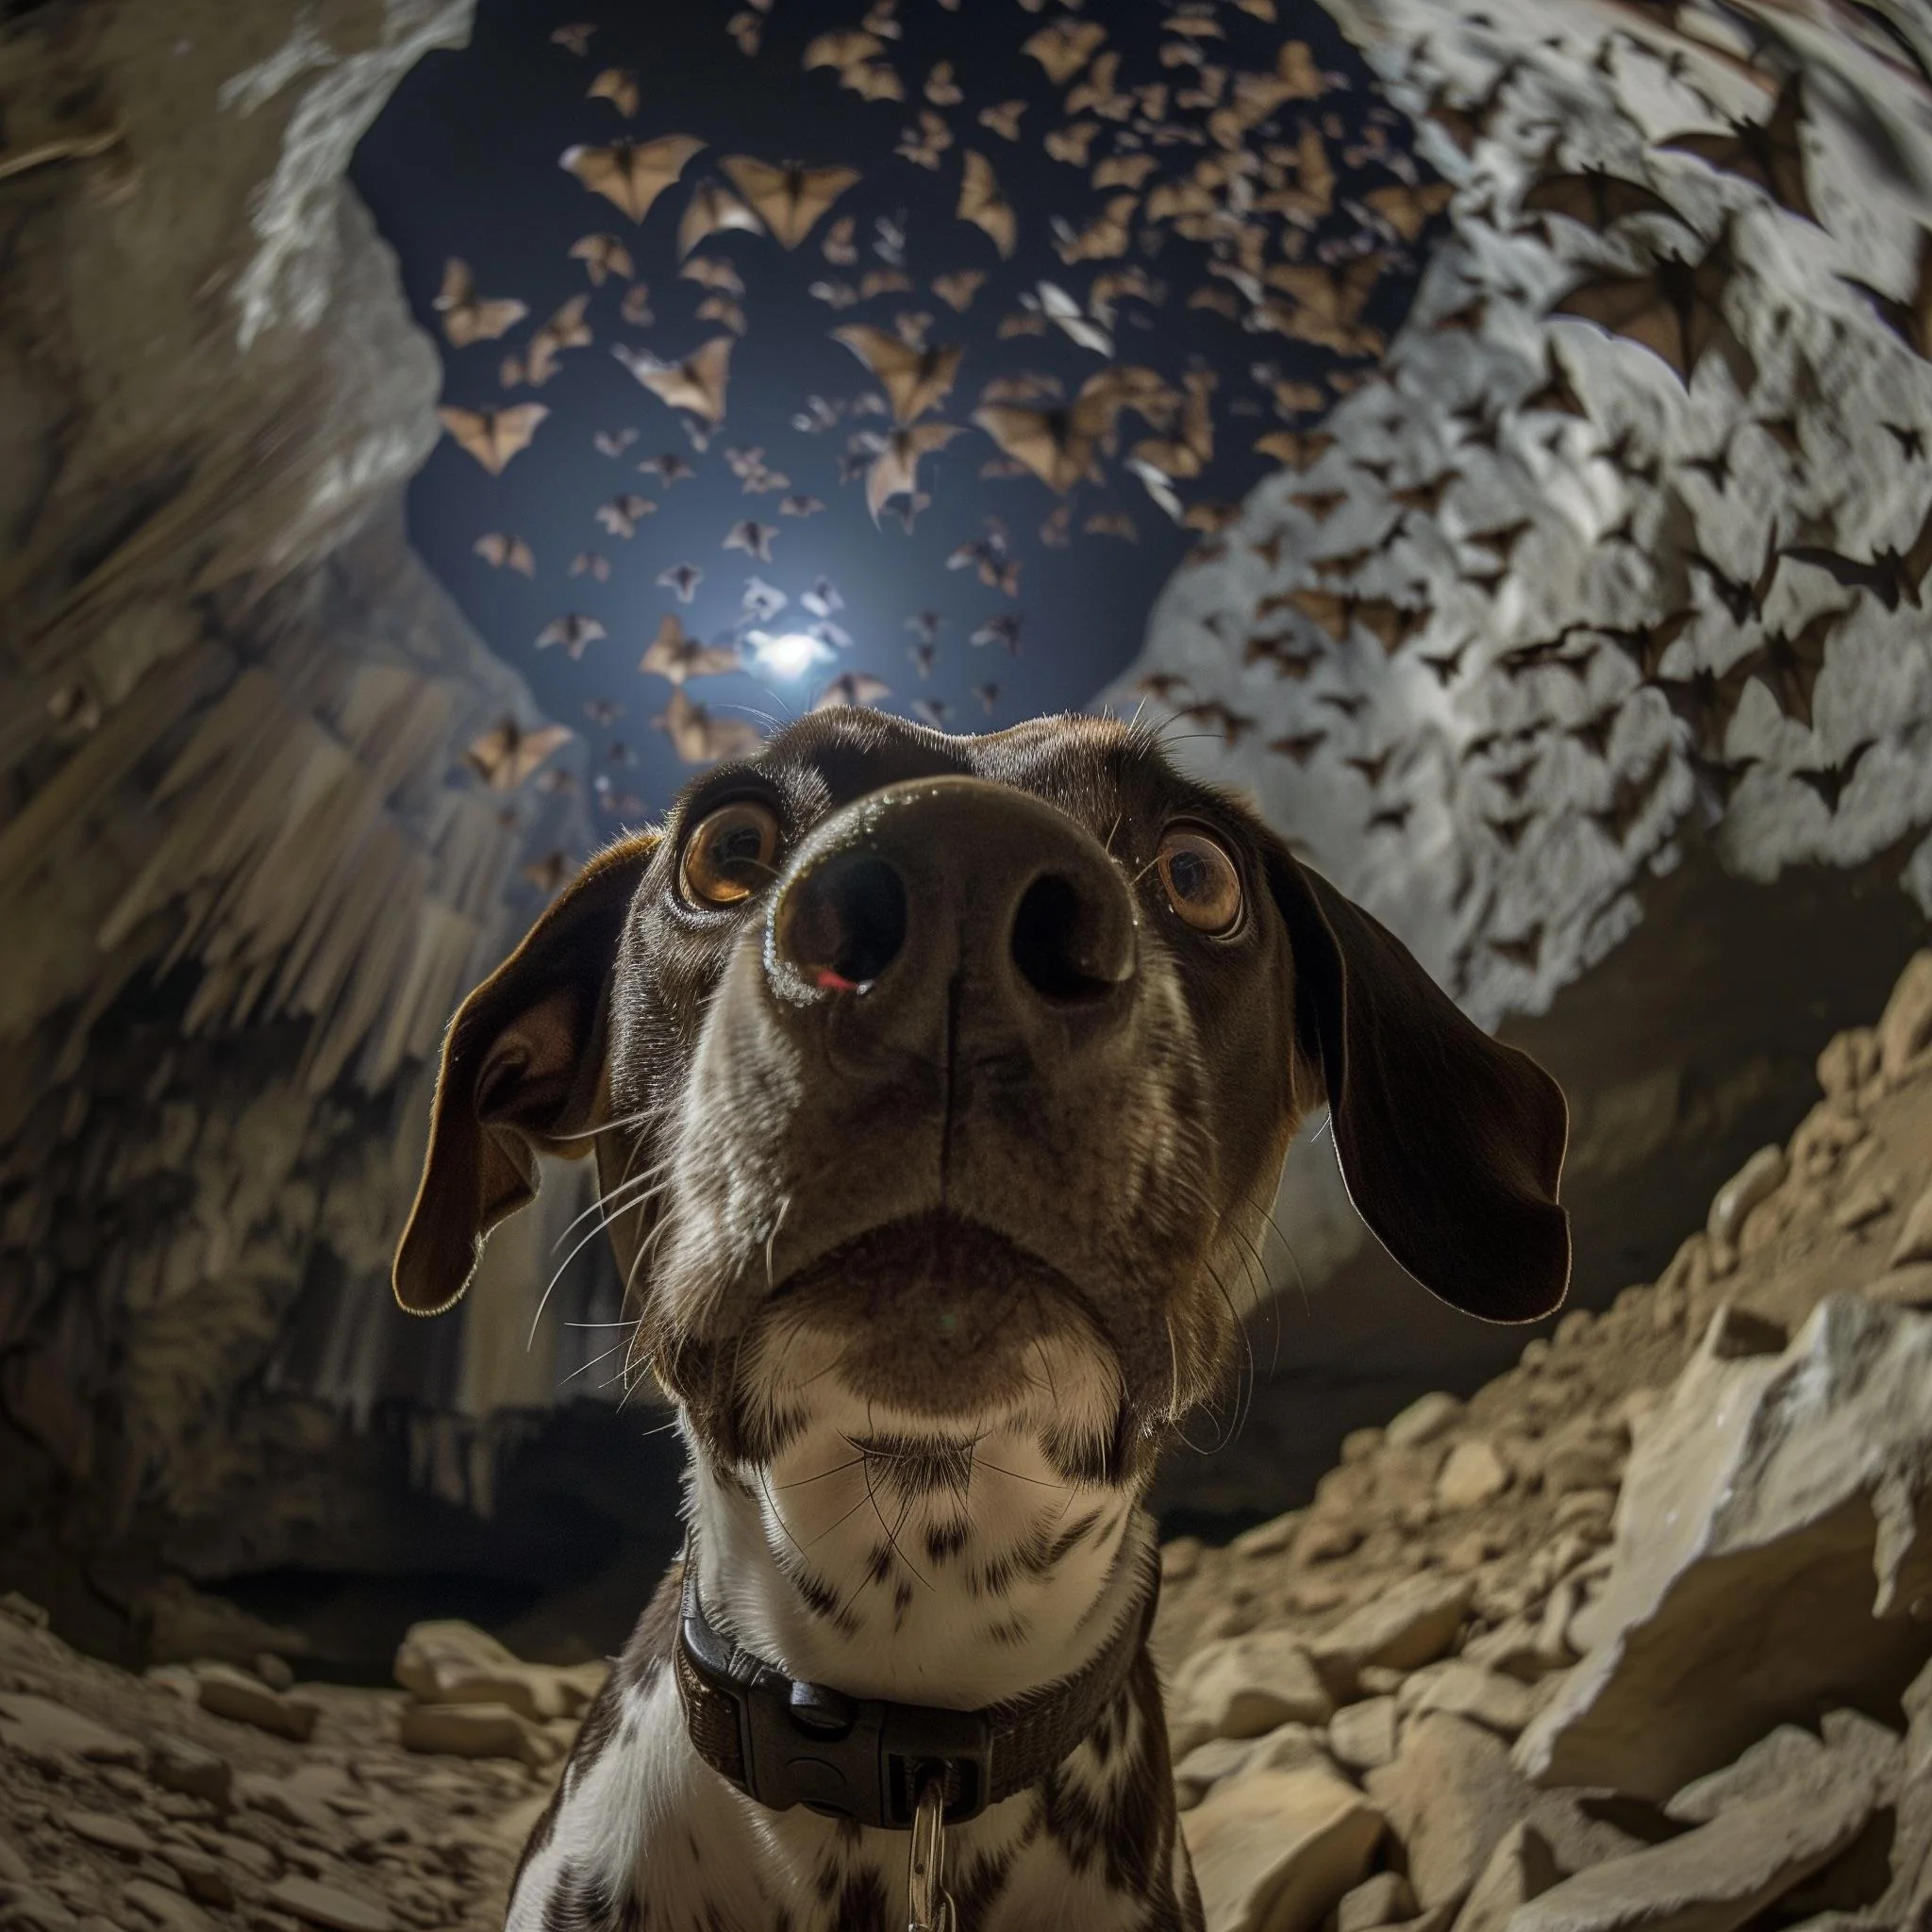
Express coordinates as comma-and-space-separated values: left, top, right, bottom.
747, 630, 836, 679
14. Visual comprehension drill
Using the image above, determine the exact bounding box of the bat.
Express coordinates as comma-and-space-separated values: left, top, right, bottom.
678, 180, 764, 256
465, 717, 572, 790
1033, 280, 1112, 355
1268, 729, 1325, 766
1094, 154, 1158, 192
802, 29, 883, 75
858, 267, 913, 300
637, 450, 693, 485
724, 519, 777, 561
1023, 18, 1107, 83
1054, 193, 1138, 265
535, 613, 607, 658
569, 551, 609, 581
1088, 266, 1157, 327
1342, 746, 1396, 787
1792, 739, 1874, 812
695, 294, 747, 335
559, 134, 705, 223
1565, 705, 1621, 758
1843, 230, 1932, 359
682, 256, 744, 293
551, 23, 594, 55
641, 613, 742, 683
897, 110, 953, 171
473, 532, 535, 576
1784, 499, 1932, 610
914, 698, 951, 727
973, 366, 1148, 492
1488, 925, 1544, 971
1660, 73, 1815, 224
1046, 122, 1102, 167
1591, 612, 1690, 678
620, 283, 655, 326
588, 67, 640, 117
433, 259, 526, 347
780, 493, 825, 518
1085, 510, 1137, 541
570, 233, 634, 286
1130, 368, 1214, 480
1739, 606, 1846, 729
1551, 225, 1750, 389
1362, 179, 1452, 241
1068, 52, 1129, 119
1522, 349, 1588, 417
437, 403, 549, 474
1652, 659, 1756, 755
972, 682, 1000, 714
1686, 529, 1781, 625
841, 62, 905, 103
656, 687, 762, 764
1685, 749, 1758, 810
1255, 428, 1335, 470
595, 492, 656, 538
719, 156, 862, 248
866, 422, 964, 522
924, 60, 963, 106
1518, 167, 1688, 237
584, 697, 624, 724
1587, 746, 1672, 847
814, 672, 892, 710
611, 336, 734, 424
657, 562, 704, 603
726, 9, 763, 57
931, 270, 986, 312
821, 215, 859, 265
525, 293, 592, 386
958, 151, 1018, 258
971, 613, 1023, 655
832, 325, 963, 423
978, 100, 1026, 141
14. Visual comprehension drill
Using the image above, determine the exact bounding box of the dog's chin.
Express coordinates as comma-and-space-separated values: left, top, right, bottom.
765, 1209, 1108, 1419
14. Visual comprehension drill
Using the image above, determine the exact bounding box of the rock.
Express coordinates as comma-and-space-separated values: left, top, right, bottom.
0, 1696, 142, 1768
1174, 1734, 1261, 1807
1867, 1262, 1932, 1308
1435, 1440, 1508, 1512
397, 1700, 549, 1767
392, 1620, 602, 1723
1309, 1574, 1473, 1690
1890, 1181, 1932, 1267
193, 1666, 320, 1742
261, 1877, 392, 1932
235, 1768, 339, 1834
1832, 1181, 1892, 1234
1172, 1629, 1335, 1741
122, 1881, 214, 1932
1162, 1539, 1203, 1583
1519, 1295, 1932, 1800
1451, 1821, 1561, 1932
1816, 1030, 1879, 1105
0, 1595, 49, 1631
57, 1810, 153, 1859
1507, 1759, 1878, 1932
1327, 1695, 1399, 1773
1385, 1391, 1465, 1451
156, 1850, 234, 1911
1876, 952, 1932, 1080
0, 1839, 26, 1883
1666, 1725, 1828, 1824
1338, 1871, 1416, 1932
1707, 1145, 1789, 1247
1367, 1713, 1528, 1909
146, 1736, 230, 1810
1181, 1767, 1385, 1932
1230, 1511, 1303, 1558
1407, 1661, 1539, 1738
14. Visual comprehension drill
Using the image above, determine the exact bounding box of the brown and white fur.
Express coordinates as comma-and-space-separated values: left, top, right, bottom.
391, 710, 1571, 1932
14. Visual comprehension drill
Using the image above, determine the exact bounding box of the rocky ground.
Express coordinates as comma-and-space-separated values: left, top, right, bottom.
5, 950, 1931, 1932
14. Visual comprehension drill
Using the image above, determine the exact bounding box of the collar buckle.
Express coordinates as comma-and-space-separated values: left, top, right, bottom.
731, 1661, 992, 1829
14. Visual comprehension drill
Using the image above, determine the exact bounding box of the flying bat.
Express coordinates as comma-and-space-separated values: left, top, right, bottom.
978, 100, 1026, 141
1739, 606, 1847, 728
656, 687, 762, 764
551, 22, 594, 55
433, 258, 526, 347
1551, 225, 1749, 389
1843, 228, 1932, 360
559, 134, 705, 223
1659, 73, 1815, 224
958, 151, 1017, 258
611, 336, 734, 424
437, 403, 548, 474
724, 519, 777, 561
641, 613, 742, 682
802, 29, 884, 75
473, 532, 535, 576
832, 324, 963, 422
588, 67, 640, 117
932, 269, 986, 312
535, 613, 607, 659
570, 233, 635, 285
865, 421, 964, 522
1784, 498, 1932, 610
973, 369, 1133, 492
1518, 167, 1688, 238
525, 293, 592, 386
1791, 739, 1875, 813
719, 156, 862, 248
464, 717, 572, 791
569, 551, 610, 581
814, 671, 892, 710
972, 612, 1023, 655
638, 450, 693, 485
657, 561, 704, 603
924, 60, 963, 107
595, 492, 656, 538
678, 180, 764, 257
1022, 18, 1107, 83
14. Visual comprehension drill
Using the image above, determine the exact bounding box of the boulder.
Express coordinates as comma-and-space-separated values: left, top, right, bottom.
1435, 1441, 1508, 1512
147, 1734, 232, 1809
1328, 1695, 1399, 1773
1891, 1181, 1932, 1268
1875, 951, 1932, 1080
194, 1665, 321, 1742
1384, 1392, 1465, 1451
1182, 1767, 1385, 1932
1172, 1629, 1335, 1743
1337, 1872, 1417, 1932
1406, 1661, 1538, 1739
1450, 1822, 1560, 1932
0, 1694, 142, 1768
1707, 1145, 1788, 1247
392, 1619, 603, 1723
1517, 1296, 1932, 1799
397, 1699, 551, 1767
1367, 1712, 1527, 1909
262, 1875, 393, 1932
1309, 1574, 1473, 1690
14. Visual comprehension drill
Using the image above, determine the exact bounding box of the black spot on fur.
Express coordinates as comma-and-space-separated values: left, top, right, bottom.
833, 1865, 891, 1932
924, 1516, 970, 1564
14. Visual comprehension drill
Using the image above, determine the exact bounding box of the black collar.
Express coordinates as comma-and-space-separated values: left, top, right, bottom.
673, 1557, 1158, 1830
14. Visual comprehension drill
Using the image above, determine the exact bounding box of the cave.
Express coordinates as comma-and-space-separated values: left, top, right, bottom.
3, 0, 1932, 1925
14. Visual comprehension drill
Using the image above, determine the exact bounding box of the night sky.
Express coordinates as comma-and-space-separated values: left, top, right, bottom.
352, 0, 1447, 851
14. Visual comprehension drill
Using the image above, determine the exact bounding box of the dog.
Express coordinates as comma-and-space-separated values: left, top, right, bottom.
391, 708, 1569, 1932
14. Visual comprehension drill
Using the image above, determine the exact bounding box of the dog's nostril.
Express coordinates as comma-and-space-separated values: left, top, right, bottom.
779, 853, 908, 990
1010, 874, 1131, 1004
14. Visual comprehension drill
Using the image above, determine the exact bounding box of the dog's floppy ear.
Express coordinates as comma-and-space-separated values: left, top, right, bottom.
392, 831, 661, 1316
1264, 842, 1571, 1324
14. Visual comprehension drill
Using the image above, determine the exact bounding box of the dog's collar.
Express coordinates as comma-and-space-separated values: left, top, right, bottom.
674, 1557, 1158, 1830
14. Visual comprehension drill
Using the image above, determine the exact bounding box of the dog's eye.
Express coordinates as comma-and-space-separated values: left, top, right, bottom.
1157, 826, 1242, 935
681, 801, 780, 907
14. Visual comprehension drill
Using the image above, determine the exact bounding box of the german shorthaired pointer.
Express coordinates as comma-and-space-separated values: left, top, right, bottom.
392, 709, 1570, 1932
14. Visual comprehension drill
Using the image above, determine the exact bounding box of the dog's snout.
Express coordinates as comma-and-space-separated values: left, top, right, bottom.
768, 777, 1137, 1034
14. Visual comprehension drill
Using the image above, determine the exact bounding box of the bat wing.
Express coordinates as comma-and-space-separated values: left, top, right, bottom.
1554, 270, 1690, 381
678, 180, 764, 257
1022, 20, 1106, 84
1783, 545, 1885, 596
802, 29, 883, 72
973, 404, 1086, 491
958, 152, 1017, 258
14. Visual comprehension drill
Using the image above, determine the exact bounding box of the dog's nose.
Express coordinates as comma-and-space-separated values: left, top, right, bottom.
769, 776, 1137, 1040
